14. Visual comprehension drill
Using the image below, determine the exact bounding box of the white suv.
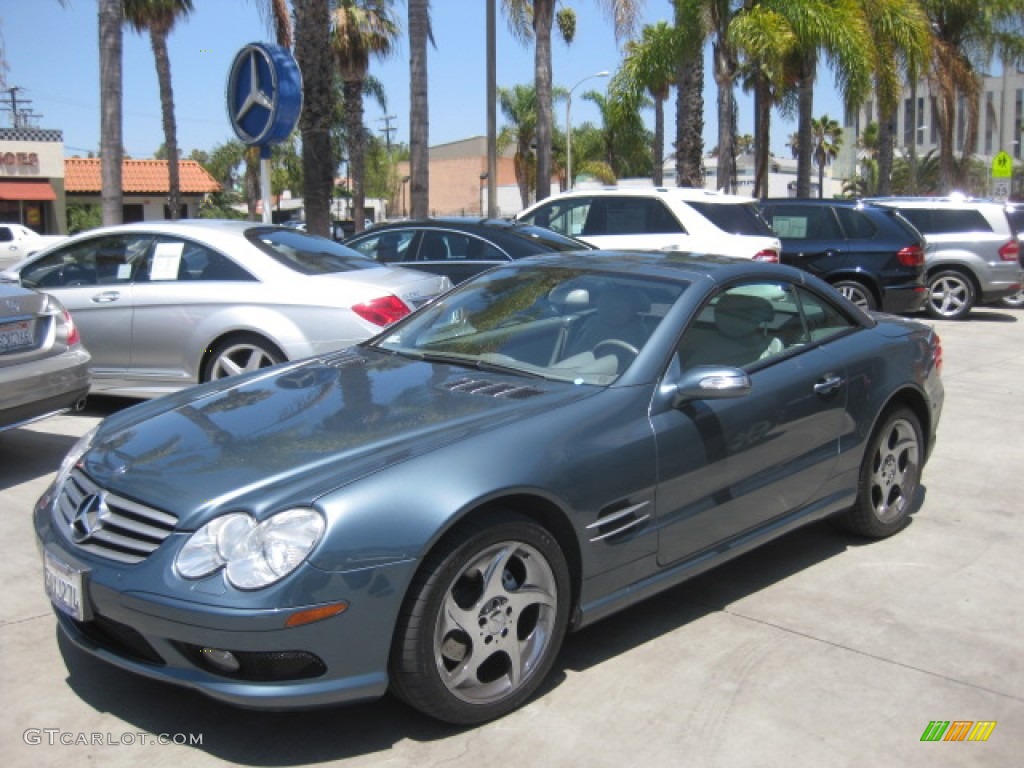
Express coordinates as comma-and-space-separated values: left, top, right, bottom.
515, 187, 781, 261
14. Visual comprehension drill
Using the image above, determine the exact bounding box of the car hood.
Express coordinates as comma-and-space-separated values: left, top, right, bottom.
80, 349, 595, 529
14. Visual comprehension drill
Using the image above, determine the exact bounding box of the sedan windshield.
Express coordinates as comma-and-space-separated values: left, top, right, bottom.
372, 265, 686, 385
248, 228, 382, 274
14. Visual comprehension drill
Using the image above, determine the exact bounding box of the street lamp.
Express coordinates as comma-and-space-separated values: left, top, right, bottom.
401, 175, 410, 218
479, 172, 489, 217
566, 70, 610, 191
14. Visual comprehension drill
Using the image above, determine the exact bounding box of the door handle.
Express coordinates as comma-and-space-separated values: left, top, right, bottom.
814, 373, 844, 395
91, 291, 121, 303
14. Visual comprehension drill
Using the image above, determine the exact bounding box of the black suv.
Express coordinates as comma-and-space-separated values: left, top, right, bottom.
757, 199, 926, 313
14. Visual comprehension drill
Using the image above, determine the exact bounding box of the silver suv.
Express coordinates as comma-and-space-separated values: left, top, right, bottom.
868, 197, 1023, 319
515, 187, 782, 262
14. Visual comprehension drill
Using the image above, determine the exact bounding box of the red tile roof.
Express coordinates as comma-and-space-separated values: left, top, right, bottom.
64, 158, 221, 194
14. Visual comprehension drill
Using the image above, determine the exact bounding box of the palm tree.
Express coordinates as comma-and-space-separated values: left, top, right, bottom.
332, 0, 400, 234
919, 0, 1024, 193
582, 89, 652, 179
98, 0, 124, 225
497, 84, 539, 209
811, 114, 843, 198
672, 0, 707, 189
294, 0, 337, 236
611, 21, 680, 186
408, 0, 432, 219
123, 0, 194, 221
502, 0, 642, 202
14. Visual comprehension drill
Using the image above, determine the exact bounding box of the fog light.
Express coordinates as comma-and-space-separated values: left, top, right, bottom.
199, 647, 241, 673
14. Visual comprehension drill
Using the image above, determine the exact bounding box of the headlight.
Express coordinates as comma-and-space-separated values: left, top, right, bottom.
54, 425, 99, 489
176, 508, 325, 590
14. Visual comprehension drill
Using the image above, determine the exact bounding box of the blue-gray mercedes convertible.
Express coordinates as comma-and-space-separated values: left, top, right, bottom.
35, 251, 943, 724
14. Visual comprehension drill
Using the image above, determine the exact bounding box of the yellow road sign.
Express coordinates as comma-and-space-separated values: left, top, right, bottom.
992, 151, 1013, 178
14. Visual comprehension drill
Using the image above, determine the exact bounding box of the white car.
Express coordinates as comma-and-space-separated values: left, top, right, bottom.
1, 219, 450, 398
0, 223, 67, 267
515, 187, 781, 261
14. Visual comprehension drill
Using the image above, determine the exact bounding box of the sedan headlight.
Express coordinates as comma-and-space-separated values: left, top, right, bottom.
176, 508, 325, 590
55, 425, 99, 490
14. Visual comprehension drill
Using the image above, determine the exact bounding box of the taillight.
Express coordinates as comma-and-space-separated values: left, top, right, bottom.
753, 248, 779, 263
932, 332, 943, 375
997, 238, 1020, 262
352, 295, 411, 326
62, 308, 81, 346
897, 244, 925, 267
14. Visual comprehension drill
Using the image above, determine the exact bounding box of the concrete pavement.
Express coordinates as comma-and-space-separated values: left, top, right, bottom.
2, 308, 1022, 767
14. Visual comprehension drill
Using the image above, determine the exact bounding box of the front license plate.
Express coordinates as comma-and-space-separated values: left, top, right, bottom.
44, 551, 86, 622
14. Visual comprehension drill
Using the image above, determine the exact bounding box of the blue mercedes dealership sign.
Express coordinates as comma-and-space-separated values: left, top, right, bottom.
226, 43, 303, 146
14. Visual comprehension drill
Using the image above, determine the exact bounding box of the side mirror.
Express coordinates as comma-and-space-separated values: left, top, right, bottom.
670, 366, 752, 407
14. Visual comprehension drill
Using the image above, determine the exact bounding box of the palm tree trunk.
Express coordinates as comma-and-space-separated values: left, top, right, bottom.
294, 0, 335, 236
99, 0, 123, 226
343, 79, 367, 233
652, 96, 664, 186
753, 74, 771, 199
150, 27, 180, 219
713, 41, 736, 193
409, 0, 429, 218
674, 47, 704, 188
795, 51, 816, 198
876, 102, 896, 195
533, 0, 554, 201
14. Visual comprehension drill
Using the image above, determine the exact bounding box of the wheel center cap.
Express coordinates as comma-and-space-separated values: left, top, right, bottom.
480, 597, 509, 634
882, 455, 897, 484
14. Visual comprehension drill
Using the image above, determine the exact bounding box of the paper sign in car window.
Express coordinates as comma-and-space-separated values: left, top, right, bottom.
773, 216, 808, 238
150, 241, 185, 281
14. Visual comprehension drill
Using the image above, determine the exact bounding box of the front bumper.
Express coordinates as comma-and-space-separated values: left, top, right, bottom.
34, 489, 417, 710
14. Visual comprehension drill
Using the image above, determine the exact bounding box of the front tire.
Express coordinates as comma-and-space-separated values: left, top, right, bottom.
836, 407, 923, 538
389, 511, 570, 724
925, 270, 974, 319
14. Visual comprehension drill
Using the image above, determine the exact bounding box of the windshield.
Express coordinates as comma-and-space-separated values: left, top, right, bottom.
247, 227, 383, 274
371, 264, 686, 385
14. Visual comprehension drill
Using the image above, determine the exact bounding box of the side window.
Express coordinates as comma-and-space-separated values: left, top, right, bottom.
522, 199, 591, 237
834, 207, 877, 239
419, 231, 451, 261
0, 226, 12, 243
144, 237, 253, 282
767, 206, 841, 239
601, 197, 684, 236
348, 231, 414, 263
791, 286, 855, 344
20, 234, 151, 288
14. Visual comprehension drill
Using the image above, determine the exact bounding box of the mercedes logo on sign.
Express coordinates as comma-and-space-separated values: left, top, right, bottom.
71, 493, 109, 544
226, 43, 303, 147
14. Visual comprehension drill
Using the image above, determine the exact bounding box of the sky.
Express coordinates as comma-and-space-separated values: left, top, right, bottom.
1, 0, 844, 162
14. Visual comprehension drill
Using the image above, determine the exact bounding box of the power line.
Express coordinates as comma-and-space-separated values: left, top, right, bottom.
378, 115, 397, 152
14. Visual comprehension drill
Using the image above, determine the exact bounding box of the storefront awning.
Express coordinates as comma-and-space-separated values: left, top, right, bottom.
0, 180, 57, 201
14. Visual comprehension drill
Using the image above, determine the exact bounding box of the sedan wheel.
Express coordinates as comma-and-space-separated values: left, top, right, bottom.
390, 512, 570, 724
836, 407, 922, 538
926, 270, 974, 320
204, 334, 284, 381
833, 280, 877, 311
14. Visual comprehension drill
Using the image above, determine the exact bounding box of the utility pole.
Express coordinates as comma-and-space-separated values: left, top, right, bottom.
378, 115, 397, 153
1, 86, 36, 129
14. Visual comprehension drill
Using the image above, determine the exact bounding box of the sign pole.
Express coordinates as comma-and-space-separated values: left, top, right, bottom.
260, 145, 273, 224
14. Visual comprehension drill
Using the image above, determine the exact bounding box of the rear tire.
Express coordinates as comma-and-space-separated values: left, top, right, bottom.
833, 280, 877, 311
836, 407, 923, 538
925, 270, 974, 320
389, 511, 570, 725
203, 334, 284, 382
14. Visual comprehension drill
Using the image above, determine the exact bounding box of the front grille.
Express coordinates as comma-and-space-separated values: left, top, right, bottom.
55, 469, 178, 564
441, 377, 544, 399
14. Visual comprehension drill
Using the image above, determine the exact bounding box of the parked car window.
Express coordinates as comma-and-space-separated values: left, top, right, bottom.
898, 208, 992, 235
418, 231, 505, 262
763, 205, 841, 240
678, 281, 854, 370
143, 237, 254, 282
0, 227, 12, 242
687, 201, 774, 237
346, 230, 416, 263
249, 227, 381, 274
521, 197, 593, 238
833, 207, 878, 239
590, 197, 684, 236
20, 234, 153, 288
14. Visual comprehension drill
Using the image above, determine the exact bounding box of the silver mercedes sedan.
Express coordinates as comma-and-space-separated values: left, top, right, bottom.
1, 220, 451, 398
